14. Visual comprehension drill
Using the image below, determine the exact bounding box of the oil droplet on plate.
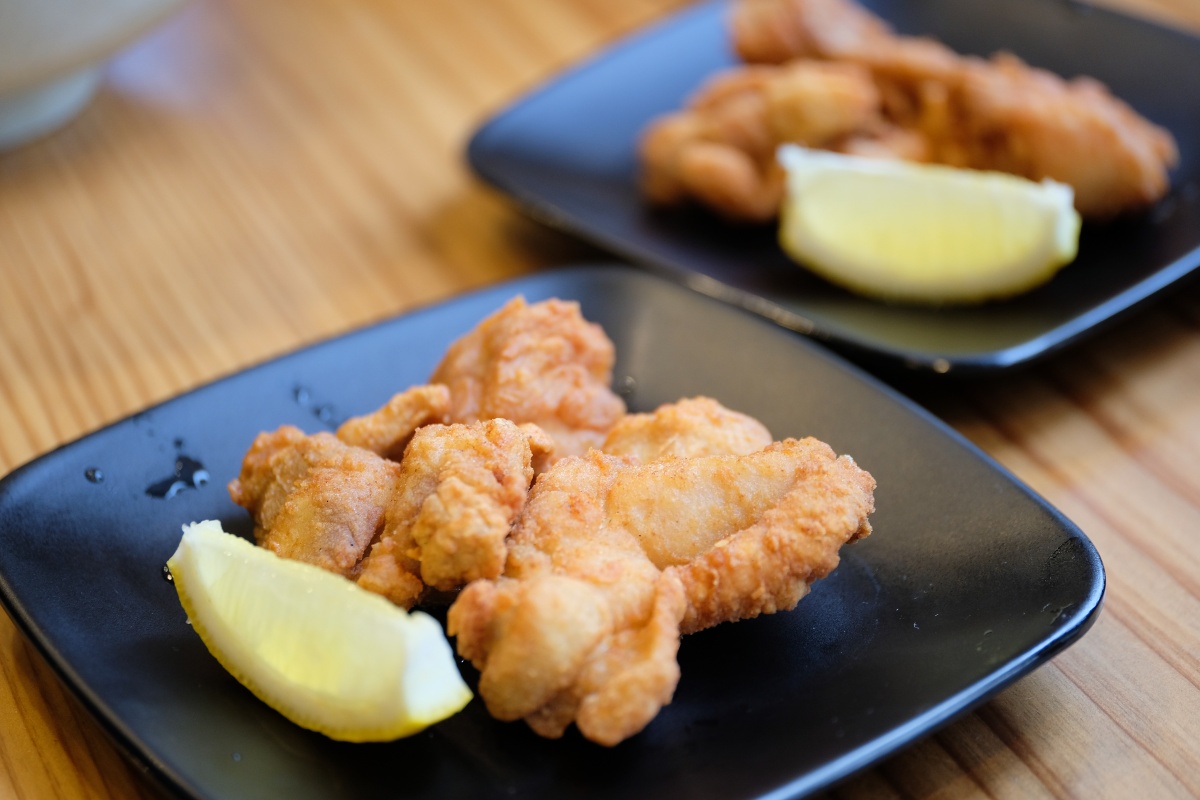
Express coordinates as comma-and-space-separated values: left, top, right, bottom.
146, 455, 210, 499
162, 565, 174, 582
84, 467, 104, 483
293, 384, 342, 428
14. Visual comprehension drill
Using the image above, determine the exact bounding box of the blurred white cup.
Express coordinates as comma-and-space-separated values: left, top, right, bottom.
0, 0, 185, 150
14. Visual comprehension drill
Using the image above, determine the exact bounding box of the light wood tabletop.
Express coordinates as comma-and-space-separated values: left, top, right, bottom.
2, 0, 1199, 797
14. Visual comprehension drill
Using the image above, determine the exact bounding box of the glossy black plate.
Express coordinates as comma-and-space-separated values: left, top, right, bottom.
0, 266, 1103, 799
467, 0, 1200, 374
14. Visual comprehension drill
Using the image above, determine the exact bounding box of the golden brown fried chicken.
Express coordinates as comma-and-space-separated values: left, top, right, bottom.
227, 426, 401, 578
641, 0, 1177, 221
640, 60, 884, 222
950, 54, 1179, 219
608, 438, 873, 578
335, 384, 450, 460
430, 297, 627, 462
731, 0, 892, 64
230, 298, 622, 608
230, 418, 543, 608
354, 418, 542, 609
447, 438, 874, 745
667, 439, 875, 634
602, 396, 773, 462
449, 451, 686, 746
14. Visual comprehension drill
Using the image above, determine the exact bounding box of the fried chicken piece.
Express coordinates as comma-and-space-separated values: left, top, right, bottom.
535, 574, 687, 746
227, 426, 401, 578
730, 0, 892, 64
950, 54, 1179, 218
830, 39, 1178, 217
608, 438, 873, 573
639, 60, 884, 222
449, 451, 685, 746
230, 417, 542, 606
355, 419, 541, 608
666, 439, 875, 634
448, 438, 874, 745
766, 61, 884, 145
430, 297, 626, 462
732, 0, 963, 87
602, 396, 773, 462
335, 384, 450, 460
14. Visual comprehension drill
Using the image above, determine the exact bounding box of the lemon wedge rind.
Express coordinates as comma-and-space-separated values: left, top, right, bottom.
777, 145, 1082, 305
168, 520, 472, 742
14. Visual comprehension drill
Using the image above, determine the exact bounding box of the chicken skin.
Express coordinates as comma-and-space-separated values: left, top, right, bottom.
447, 438, 874, 745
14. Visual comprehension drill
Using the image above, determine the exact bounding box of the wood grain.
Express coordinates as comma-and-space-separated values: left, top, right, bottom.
1, 0, 1197, 797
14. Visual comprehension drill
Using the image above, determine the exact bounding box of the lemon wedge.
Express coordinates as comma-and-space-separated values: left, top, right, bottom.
777, 145, 1082, 304
167, 520, 471, 742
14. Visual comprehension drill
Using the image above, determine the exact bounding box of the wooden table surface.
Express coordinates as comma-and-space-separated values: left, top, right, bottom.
2, 0, 1199, 797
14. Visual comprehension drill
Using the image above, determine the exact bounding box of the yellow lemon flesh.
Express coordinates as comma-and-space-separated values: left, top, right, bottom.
167, 520, 471, 742
777, 145, 1082, 304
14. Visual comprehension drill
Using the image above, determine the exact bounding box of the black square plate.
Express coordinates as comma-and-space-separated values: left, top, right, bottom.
0, 266, 1103, 799
467, 0, 1200, 374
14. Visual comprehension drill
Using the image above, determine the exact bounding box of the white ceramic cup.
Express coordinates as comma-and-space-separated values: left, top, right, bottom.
0, 0, 185, 150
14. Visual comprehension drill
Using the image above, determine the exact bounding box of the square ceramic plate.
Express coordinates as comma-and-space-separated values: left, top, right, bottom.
467, 0, 1200, 374
0, 266, 1103, 799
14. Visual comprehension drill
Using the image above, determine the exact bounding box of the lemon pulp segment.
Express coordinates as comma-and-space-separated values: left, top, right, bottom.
777, 145, 1081, 304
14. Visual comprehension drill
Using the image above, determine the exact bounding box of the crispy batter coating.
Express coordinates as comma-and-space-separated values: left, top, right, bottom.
522, 574, 686, 746
731, 0, 891, 63
355, 419, 540, 608
335, 384, 450, 460
602, 396, 773, 462
228, 297, 617, 602
227, 426, 401, 578
229, 418, 541, 606
519, 422, 557, 474
430, 297, 626, 461
949, 54, 1179, 219
640, 0, 1177, 221
667, 439, 875, 634
447, 439, 874, 745
449, 452, 681, 746
640, 60, 883, 222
